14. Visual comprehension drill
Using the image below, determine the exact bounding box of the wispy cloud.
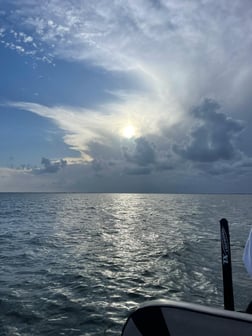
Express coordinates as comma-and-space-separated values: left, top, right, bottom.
2, 1, 252, 90
1, 1, 251, 114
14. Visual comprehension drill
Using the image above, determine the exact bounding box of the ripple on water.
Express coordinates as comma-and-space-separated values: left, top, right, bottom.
1, 193, 252, 334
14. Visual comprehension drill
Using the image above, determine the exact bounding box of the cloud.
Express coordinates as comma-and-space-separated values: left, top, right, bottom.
6, 96, 173, 162
0, 167, 64, 192
6, 96, 250, 182
2, 0, 251, 121
2, 1, 252, 118
90, 158, 116, 176
123, 137, 156, 166
174, 99, 244, 163
2, 1, 252, 88
33, 157, 67, 174
2, 1, 252, 191
124, 166, 152, 175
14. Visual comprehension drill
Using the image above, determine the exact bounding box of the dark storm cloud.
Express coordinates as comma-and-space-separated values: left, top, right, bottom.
32, 157, 67, 174
194, 154, 252, 178
123, 137, 156, 166
174, 99, 244, 163
156, 162, 174, 171
121, 137, 177, 175
124, 166, 152, 175
90, 158, 116, 175
91, 159, 104, 172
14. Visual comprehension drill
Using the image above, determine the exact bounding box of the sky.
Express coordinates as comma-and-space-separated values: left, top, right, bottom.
1, 0, 252, 193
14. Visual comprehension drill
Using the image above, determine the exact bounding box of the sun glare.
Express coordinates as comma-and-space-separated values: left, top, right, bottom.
122, 125, 135, 139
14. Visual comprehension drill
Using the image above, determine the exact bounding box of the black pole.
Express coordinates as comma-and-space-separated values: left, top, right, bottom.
220, 218, 234, 311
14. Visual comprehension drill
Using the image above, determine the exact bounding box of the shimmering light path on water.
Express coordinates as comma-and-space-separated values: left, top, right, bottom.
0, 193, 252, 335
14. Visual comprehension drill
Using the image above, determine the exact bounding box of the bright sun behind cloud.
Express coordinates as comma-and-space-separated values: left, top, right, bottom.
122, 125, 136, 139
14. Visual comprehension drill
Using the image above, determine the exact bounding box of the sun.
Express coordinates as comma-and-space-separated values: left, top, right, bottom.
122, 125, 136, 139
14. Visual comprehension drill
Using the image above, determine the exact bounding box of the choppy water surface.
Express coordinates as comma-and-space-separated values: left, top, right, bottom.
0, 193, 252, 335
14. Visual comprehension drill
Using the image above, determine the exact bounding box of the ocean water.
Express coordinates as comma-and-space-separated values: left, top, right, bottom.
0, 193, 252, 335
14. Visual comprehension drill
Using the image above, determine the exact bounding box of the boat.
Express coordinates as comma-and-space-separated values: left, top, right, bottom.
121, 218, 252, 335
121, 299, 252, 335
